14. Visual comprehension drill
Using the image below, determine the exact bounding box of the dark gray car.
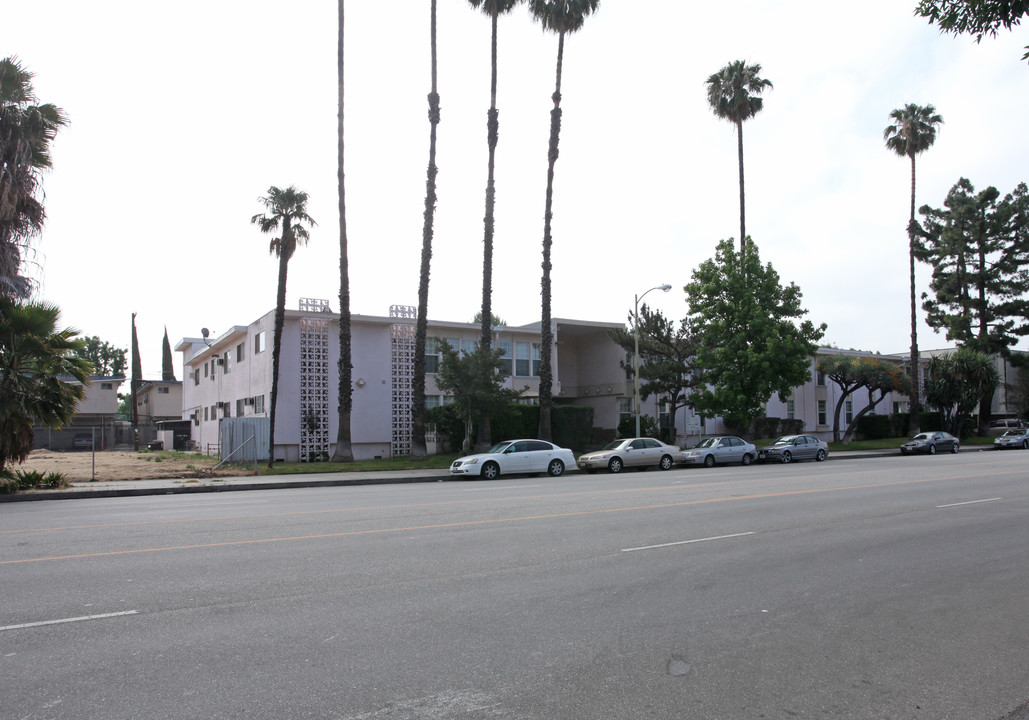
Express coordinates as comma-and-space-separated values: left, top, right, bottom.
757, 435, 828, 463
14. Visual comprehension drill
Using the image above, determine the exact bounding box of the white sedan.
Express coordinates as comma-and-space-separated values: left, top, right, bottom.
449, 439, 575, 480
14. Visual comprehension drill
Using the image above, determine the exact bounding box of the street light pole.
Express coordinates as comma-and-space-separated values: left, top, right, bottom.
634, 284, 672, 437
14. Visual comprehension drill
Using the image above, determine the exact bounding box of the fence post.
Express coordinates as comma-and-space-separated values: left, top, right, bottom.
91, 426, 96, 482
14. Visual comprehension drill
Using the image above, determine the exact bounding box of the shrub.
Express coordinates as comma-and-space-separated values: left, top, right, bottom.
0, 468, 68, 493
617, 414, 659, 440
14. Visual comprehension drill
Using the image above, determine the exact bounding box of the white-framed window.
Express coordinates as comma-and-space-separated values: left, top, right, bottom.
236, 342, 245, 363
204, 362, 209, 378
817, 371, 826, 387
158, 386, 169, 395
498, 341, 512, 376
236, 398, 245, 416
786, 400, 795, 420
204, 407, 209, 421
532, 343, 541, 377
515, 342, 532, 377
255, 395, 265, 414
224, 353, 232, 374
210, 404, 217, 419
845, 399, 853, 425
618, 397, 632, 425
425, 395, 441, 410
460, 338, 476, 357
255, 331, 266, 354
817, 400, 827, 426
101, 382, 113, 390
194, 369, 200, 386
425, 337, 439, 374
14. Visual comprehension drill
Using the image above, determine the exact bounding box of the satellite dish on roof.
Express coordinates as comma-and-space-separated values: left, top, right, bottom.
201, 328, 210, 338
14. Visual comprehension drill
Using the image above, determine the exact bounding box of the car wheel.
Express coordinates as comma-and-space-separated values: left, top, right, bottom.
608, 457, 623, 474
741, 453, 752, 466
816, 449, 826, 462
547, 459, 565, 477
951, 443, 959, 454
928, 444, 936, 455
703, 454, 715, 468
780, 451, 792, 464
659, 455, 673, 471
482, 461, 500, 480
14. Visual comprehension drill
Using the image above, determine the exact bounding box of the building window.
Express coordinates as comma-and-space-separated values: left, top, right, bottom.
236, 342, 245, 363
425, 337, 439, 374
204, 362, 209, 378
425, 395, 441, 410
204, 407, 209, 421
893, 401, 901, 415
100, 382, 113, 390
158, 386, 170, 394
817, 400, 827, 426
845, 399, 853, 425
515, 342, 531, 377
532, 343, 541, 377
223, 402, 230, 418
255, 331, 266, 354
236, 398, 245, 416
460, 338, 476, 357
210, 404, 217, 419
255, 395, 265, 414
816, 371, 826, 387
224, 353, 232, 374
209, 360, 215, 380
498, 341, 512, 376
786, 400, 795, 420
194, 369, 200, 386
618, 397, 632, 425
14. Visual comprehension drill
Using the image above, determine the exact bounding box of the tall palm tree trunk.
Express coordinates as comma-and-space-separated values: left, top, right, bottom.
538, 31, 565, 442
411, 0, 440, 459
477, 11, 501, 450
268, 253, 289, 467
737, 120, 746, 252
907, 153, 921, 436
332, 0, 354, 462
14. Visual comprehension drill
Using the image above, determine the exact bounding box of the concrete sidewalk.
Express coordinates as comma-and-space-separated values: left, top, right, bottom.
2, 446, 989, 503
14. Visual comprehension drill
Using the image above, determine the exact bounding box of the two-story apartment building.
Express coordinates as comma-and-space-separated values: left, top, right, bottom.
176, 300, 637, 461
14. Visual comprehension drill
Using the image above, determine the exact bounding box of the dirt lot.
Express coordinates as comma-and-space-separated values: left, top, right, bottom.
18, 449, 252, 483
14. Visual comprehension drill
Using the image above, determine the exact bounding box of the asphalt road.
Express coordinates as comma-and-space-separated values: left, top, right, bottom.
2, 451, 1028, 719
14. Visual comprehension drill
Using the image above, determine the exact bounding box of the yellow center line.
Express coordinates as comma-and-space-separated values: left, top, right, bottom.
3, 470, 1020, 565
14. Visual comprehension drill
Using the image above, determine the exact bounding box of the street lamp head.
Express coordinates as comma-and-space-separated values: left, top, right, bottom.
659, 284, 672, 292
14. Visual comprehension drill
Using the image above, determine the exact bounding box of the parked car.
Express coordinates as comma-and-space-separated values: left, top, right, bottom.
577, 437, 679, 473
993, 428, 1029, 450
450, 439, 574, 480
987, 418, 1027, 437
756, 435, 828, 464
900, 431, 960, 455
681, 436, 757, 467
72, 433, 93, 451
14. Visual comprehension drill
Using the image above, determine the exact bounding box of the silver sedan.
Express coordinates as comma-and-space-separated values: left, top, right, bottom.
757, 435, 829, 463
577, 437, 680, 473
680, 436, 757, 467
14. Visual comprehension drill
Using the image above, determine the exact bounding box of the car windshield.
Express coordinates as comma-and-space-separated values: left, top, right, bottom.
601, 440, 625, 451
911, 433, 932, 441
696, 438, 717, 448
487, 442, 513, 454
770, 436, 795, 446
1001, 430, 1021, 437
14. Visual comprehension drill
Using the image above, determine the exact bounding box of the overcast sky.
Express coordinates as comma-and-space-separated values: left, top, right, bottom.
5, 1, 1028, 377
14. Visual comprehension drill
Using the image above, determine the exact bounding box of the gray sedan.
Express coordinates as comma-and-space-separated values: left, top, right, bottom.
577, 437, 679, 473
757, 435, 829, 463
993, 429, 1029, 450
680, 436, 757, 467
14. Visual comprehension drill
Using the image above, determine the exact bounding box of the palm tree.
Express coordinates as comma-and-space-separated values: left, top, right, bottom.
884, 103, 943, 437
528, 0, 600, 442
0, 296, 91, 471
0, 56, 68, 298
469, 0, 521, 449
251, 185, 316, 468
331, 0, 355, 463
410, 0, 442, 460
705, 60, 773, 253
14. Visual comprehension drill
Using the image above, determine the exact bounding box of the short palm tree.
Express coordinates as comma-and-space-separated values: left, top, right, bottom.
410, 0, 441, 460
528, 0, 600, 441
0, 56, 68, 298
0, 296, 91, 470
251, 185, 316, 468
705, 60, 773, 253
469, 0, 522, 449
884, 103, 943, 436
332, 0, 354, 463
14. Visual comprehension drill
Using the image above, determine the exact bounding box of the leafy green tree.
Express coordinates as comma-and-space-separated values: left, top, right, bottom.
1, 57, 68, 299
434, 341, 523, 452
705, 60, 773, 253
161, 327, 175, 381
528, 0, 600, 442
0, 297, 91, 470
924, 348, 1000, 436
916, 178, 1029, 432
884, 102, 944, 436
332, 0, 355, 463
410, 0, 442, 460
76, 335, 127, 376
816, 354, 913, 442
609, 305, 702, 441
915, 0, 1028, 62
684, 239, 826, 434
251, 185, 316, 467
